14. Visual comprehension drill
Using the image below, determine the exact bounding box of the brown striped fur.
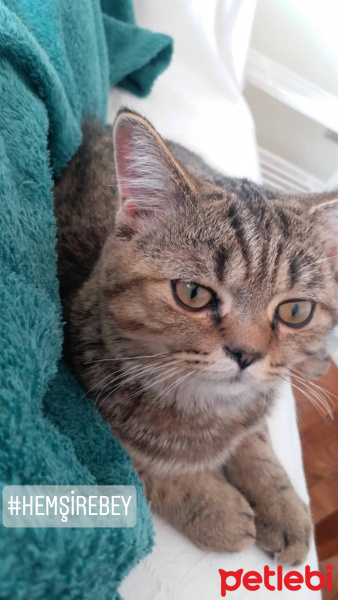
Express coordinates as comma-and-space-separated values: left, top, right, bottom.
54, 111, 338, 564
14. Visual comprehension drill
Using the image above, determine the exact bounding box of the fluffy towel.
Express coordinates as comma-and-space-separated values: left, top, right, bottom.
0, 1, 172, 598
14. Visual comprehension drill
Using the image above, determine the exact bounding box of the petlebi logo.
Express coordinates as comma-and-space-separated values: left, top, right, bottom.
218, 563, 334, 596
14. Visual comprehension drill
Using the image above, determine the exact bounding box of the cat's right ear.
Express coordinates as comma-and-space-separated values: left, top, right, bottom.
113, 109, 192, 231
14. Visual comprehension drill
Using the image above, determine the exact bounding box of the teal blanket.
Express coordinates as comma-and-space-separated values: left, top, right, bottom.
0, 1, 172, 598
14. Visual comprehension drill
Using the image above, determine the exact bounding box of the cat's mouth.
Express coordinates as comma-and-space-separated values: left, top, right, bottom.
200, 366, 271, 387
200, 370, 244, 384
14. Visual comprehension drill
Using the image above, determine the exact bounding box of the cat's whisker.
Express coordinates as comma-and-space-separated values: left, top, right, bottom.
84, 351, 171, 365
281, 376, 329, 420
82, 356, 177, 401
125, 365, 190, 405
175, 371, 202, 406
292, 377, 334, 421
105, 360, 187, 401
94, 361, 183, 409
289, 367, 336, 410
182, 370, 201, 390
294, 375, 336, 411
289, 367, 337, 403
159, 370, 194, 402
291, 371, 334, 406
103, 356, 179, 384
91, 360, 170, 406
108, 366, 187, 408
81, 369, 119, 403
94, 363, 183, 413
164, 374, 194, 404
131, 366, 187, 400
277, 372, 324, 415
280, 372, 333, 420
295, 400, 304, 429
279, 365, 336, 415
110, 356, 198, 407
290, 374, 335, 419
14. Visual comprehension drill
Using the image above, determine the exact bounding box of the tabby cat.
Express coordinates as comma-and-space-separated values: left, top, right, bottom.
54, 110, 338, 565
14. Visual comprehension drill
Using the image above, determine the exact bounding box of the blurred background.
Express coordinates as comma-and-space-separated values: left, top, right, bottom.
245, 0, 338, 194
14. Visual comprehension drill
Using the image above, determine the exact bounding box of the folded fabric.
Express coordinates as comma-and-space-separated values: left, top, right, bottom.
0, 1, 172, 598
102, 0, 173, 97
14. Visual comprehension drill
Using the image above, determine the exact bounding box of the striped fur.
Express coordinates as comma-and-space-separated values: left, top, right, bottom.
54, 111, 338, 564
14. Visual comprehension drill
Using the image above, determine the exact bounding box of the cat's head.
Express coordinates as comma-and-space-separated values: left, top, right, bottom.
100, 109, 338, 408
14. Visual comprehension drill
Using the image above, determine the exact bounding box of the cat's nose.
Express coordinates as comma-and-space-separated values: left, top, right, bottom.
224, 346, 263, 370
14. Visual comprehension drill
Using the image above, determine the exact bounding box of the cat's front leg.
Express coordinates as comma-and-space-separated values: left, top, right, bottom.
225, 424, 312, 565
144, 470, 256, 553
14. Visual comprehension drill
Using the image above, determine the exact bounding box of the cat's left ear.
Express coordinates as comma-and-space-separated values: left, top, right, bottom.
113, 109, 193, 230
308, 196, 338, 265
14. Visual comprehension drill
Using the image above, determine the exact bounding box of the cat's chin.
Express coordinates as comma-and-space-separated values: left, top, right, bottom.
201, 370, 277, 399
174, 375, 272, 417
188, 371, 271, 400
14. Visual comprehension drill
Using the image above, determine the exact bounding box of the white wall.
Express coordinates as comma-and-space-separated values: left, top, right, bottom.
250, 0, 338, 96
244, 84, 338, 181
246, 0, 338, 184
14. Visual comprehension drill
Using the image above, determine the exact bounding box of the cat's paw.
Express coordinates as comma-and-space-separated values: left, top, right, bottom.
150, 471, 256, 554
183, 481, 256, 553
254, 490, 312, 565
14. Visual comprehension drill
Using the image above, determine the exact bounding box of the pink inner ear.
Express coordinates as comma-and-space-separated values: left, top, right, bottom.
113, 113, 182, 227
114, 121, 158, 224
122, 199, 141, 219
114, 120, 157, 221
114, 123, 138, 202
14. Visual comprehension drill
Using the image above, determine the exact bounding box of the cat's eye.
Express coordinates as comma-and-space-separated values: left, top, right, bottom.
172, 280, 215, 311
276, 300, 315, 329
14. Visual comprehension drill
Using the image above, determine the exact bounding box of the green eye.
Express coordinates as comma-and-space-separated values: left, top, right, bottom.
277, 300, 315, 328
173, 281, 214, 311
